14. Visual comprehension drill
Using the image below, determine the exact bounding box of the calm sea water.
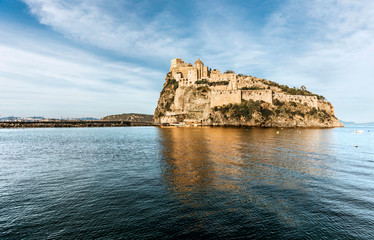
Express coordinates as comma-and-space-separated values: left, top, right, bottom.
0, 126, 373, 239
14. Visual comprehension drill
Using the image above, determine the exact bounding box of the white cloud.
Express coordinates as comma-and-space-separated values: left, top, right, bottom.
22, 0, 191, 61
0, 24, 163, 118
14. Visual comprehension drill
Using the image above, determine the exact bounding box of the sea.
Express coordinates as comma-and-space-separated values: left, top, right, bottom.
0, 126, 373, 239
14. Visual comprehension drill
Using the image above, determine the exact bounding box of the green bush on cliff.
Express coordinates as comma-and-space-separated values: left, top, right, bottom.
213, 100, 265, 120
293, 110, 305, 118
208, 81, 229, 86
308, 107, 318, 116
197, 86, 209, 92
196, 79, 208, 85
260, 108, 274, 119
166, 79, 178, 90
157, 111, 164, 118
241, 86, 265, 90
164, 101, 172, 111
273, 99, 284, 106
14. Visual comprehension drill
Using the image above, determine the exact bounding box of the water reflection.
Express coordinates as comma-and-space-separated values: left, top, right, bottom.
158, 127, 336, 225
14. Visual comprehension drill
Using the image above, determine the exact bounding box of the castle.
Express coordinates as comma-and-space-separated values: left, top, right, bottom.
170, 58, 332, 108
158, 58, 336, 125
170, 58, 237, 88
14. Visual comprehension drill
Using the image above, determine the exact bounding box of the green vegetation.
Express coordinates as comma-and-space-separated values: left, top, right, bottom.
308, 107, 318, 116
261, 108, 274, 119
196, 80, 229, 86
157, 111, 164, 118
208, 81, 229, 86
164, 98, 173, 111
212, 100, 274, 120
211, 97, 333, 124
196, 79, 208, 85
273, 99, 284, 106
197, 86, 209, 92
158, 79, 178, 115
317, 109, 331, 121
224, 70, 235, 74
241, 86, 265, 90
166, 79, 178, 90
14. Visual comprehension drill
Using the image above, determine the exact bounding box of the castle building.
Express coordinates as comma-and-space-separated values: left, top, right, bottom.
160, 58, 337, 126
170, 58, 236, 87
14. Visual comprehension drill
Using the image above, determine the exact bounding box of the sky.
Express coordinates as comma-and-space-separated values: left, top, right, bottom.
0, 0, 373, 122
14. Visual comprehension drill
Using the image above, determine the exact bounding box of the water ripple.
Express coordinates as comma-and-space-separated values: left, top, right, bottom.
0, 127, 373, 239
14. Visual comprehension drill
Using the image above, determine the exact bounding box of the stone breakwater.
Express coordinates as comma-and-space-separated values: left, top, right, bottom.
0, 120, 154, 128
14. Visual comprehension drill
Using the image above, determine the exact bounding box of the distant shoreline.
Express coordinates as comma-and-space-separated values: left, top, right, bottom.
0, 120, 154, 128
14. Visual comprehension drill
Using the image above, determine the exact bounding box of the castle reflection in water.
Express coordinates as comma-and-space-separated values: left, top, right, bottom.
157, 127, 336, 225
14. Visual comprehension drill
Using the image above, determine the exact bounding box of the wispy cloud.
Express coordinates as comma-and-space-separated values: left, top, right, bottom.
22, 0, 191, 61
0, 23, 162, 117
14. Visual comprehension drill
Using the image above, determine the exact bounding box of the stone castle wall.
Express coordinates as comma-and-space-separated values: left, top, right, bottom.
211, 90, 242, 107
273, 92, 318, 108
210, 72, 236, 81
237, 78, 268, 89
211, 89, 273, 107
241, 90, 273, 104
317, 101, 334, 115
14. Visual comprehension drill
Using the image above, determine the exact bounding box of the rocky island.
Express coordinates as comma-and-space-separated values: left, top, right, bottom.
154, 58, 343, 127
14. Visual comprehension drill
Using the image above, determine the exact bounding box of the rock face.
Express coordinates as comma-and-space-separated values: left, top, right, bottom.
153, 58, 343, 128
101, 113, 153, 123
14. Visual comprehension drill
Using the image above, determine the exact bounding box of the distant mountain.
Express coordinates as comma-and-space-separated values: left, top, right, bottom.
101, 113, 153, 123
27, 116, 45, 120
0, 116, 21, 121
341, 120, 374, 126
72, 117, 100, 121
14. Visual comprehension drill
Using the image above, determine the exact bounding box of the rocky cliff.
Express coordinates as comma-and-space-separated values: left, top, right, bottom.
154, 72, 343, 128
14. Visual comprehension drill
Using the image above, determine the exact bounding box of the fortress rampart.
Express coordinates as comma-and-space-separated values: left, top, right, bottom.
241, 90, 273, 104
211, 90, 242, 107
273, 92, 318, 109
317, 101, 334, 115
210, 89, 273, 107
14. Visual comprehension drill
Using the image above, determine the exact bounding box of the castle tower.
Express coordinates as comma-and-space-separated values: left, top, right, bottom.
194, 58, 204, 80
170, 58, 185, 71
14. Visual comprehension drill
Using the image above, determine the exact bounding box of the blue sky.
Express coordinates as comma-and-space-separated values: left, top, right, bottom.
0, 0, 373, 122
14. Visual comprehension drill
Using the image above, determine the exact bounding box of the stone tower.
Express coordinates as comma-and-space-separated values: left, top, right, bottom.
194, 58, 203, 80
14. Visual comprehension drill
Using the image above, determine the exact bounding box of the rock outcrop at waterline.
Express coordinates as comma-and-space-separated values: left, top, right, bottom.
153, 58, 343, 128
